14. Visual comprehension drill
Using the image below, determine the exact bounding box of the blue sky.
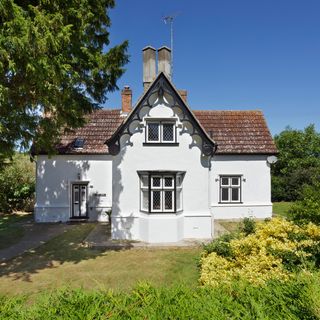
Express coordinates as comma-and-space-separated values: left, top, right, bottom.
105, 0, 320, 135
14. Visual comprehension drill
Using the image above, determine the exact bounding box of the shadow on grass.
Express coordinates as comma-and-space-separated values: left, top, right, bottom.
0, 213, 33, 250
0, 223, 110, 282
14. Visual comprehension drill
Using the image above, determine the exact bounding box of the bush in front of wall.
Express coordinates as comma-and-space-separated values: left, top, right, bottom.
200, 218, 320, 287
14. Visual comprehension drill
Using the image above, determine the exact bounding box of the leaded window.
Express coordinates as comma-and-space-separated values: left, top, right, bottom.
220, 176, 241, 203
140, 172, 184, 213
146, 121, 176, 143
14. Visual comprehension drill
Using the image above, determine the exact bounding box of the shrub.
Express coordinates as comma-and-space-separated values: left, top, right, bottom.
200, 218, 320, 286
1, 278, 320, 319
0, 154, 35, 213
241, 217, 256, 235
202, 232, 236, 258
288, 183, 320, 225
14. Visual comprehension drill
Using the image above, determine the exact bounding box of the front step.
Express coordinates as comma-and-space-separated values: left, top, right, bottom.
68, 217, 89, 223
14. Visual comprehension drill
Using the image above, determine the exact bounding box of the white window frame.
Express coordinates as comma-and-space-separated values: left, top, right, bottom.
140, 175, 149, 212
220, 175, 242, 203
146, 121, 176, 143
140, 173, 182, 213
176, 173, 183, 212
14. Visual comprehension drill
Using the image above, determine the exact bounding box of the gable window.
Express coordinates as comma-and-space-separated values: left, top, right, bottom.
220, 176, 241, 203
140, 172, 184, 213
146, 121, 176, 143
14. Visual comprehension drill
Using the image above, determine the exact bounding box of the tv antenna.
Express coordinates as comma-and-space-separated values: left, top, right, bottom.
163, 13, 179, 79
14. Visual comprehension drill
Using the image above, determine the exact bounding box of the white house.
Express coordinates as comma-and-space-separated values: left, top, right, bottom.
34, 46, 277, 243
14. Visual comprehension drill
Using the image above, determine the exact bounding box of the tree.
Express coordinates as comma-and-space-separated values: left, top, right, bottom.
0, 0, 128, 162
0, 153, 35, 212
272, 125, 320, 201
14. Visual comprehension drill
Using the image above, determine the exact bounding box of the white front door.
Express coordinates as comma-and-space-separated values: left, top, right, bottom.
72, 184, 88, 218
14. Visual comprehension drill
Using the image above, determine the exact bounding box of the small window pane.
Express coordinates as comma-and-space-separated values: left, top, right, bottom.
164, 191, 173, 210
162, 123, 174, 141
148, 123, 159, 141
141, 175, 149, 187
221, 188, 229, 201
176, 189, 182, 211
232, 188, 239, 201
152, 177, 161, 187
231, 177, 240, 186
221, 177, 229, 186
164, 177, 173, 188
176, 175, 182, 187
142, 190, 149, 211
152, 191, 161, 210
74, 138, 85, 148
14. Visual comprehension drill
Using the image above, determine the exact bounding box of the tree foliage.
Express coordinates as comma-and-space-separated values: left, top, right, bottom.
0, 0, 128, 161
0, 153, 35, 212
288, 183, 320, 225
272, 125, 320, 201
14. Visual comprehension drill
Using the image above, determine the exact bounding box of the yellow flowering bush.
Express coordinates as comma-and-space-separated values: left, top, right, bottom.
200, 218, 320, 286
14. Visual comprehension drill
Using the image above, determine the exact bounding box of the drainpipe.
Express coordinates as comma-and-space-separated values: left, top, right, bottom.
208, 142, 218, 239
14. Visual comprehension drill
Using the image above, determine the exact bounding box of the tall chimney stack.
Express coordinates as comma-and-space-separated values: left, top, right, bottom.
143, 46, 156, 91
158, 46, 171, 79
121, 85, 132, 114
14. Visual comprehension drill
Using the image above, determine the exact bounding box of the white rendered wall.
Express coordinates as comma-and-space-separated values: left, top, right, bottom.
210, 154, 272, 219
111, 103, 213, 243
35, 154, 113, 222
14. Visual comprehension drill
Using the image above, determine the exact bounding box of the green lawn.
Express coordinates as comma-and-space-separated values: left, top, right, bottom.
0, 213, 32, 250
0, 224, 201, 297
273, 202, 293, 218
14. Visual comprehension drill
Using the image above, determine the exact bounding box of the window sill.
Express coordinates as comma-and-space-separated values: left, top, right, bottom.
218, 202, 243, 205
140, 211, 183, 214
143, 142, 179, 146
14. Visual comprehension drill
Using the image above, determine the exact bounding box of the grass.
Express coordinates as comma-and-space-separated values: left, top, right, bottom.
273, 201, 293, 218
0, 223, 201, 297
0, 213, 32, 250
218, 202, 295, 233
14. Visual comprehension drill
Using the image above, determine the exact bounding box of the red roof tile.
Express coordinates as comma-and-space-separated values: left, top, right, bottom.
55, 109, 277, 155
57, 109, 123, 154
193, 110, 277, 154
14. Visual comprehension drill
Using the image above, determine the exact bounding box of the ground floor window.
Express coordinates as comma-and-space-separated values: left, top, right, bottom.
139, 172, 184, 213
220, 175, 242, 203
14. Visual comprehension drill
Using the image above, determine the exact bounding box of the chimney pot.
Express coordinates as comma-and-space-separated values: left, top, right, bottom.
158, 46, 171, 79
143, 46, 156, 91
121, 86, 132, 114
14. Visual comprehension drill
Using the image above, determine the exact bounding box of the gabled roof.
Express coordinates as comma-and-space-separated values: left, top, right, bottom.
106, 72, 216, 155
53, 109, 277, 155
46, 73, 277, 156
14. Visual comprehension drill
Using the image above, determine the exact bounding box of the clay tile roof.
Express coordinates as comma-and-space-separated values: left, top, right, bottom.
193, 110, 277, 154
57, 109, 124, 154
55, 109, 277, 155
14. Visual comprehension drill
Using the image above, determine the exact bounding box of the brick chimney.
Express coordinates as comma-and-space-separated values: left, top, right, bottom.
158, 46, 171, 79
143, 46, 156, 91
121, 85, 132, 114
178, 90, 187, 103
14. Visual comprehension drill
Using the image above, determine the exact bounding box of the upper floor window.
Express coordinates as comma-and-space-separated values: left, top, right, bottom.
220, 176, 242, 203
146, 121, 176, 143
